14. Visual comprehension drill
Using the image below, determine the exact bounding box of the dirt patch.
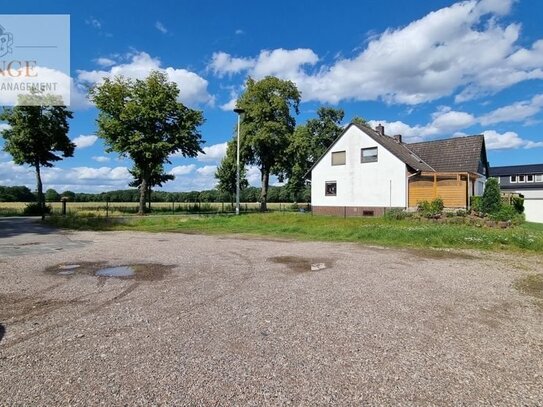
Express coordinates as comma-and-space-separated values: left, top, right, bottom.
407, 248, 478, 260
269, 256, 334, 273
43, 262, 175, 281
514, 274, 543, 301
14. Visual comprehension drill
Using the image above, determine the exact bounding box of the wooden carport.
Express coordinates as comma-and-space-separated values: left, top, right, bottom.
408, 172, 478, 209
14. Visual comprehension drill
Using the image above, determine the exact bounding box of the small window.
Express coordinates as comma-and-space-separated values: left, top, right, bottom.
362, 210, 374, 217
331, 151, 346, 166
361, 147, 378, 163
518, 175, 525, 183
510, 176, 517, 183
325, 181, 337, 196
527, 174, 534, 183
536, 174, 543, 182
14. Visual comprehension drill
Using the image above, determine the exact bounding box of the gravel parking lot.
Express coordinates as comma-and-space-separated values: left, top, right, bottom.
1, 218, 542, 405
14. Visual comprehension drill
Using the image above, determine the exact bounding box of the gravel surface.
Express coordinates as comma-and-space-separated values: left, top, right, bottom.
1, 219, 543, 406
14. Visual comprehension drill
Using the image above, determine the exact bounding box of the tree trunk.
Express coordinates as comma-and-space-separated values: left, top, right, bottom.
147, 185, 152, 212
260, 168, 269, 212
35, 161, 45, 220
138, 176, 148, 215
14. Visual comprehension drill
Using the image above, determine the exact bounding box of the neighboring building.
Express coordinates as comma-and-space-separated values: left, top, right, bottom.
490, 164, 543, 223
309, 123, 489, 216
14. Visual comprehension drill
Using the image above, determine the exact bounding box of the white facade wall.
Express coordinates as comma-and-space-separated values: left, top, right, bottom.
311, 126, 408, 208
516, 189, 543, 224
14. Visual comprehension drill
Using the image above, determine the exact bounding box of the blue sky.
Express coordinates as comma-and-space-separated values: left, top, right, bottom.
1, 0, 543, 192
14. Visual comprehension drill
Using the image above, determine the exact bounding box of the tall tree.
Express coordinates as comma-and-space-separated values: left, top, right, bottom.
90, 71, 204, 214
351, 116, 368, 127
285, 107, 344, 200
0, 94, 74, 219
215, 140, 248, 204
236, 76, 301, 211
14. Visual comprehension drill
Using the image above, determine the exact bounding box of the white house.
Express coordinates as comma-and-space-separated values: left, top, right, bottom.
490, 164, 543, 223
309, 123, 488, 216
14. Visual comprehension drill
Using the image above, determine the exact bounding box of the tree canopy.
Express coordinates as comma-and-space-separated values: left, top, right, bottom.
215, 139, 248, 202
0, 93, 74, 218
90, 71, 204, 214
236, 76, 301, 211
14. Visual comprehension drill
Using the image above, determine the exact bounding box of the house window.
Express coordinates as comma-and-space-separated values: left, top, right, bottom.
510, 176, 517, 183
331, 151, 346, 166
536, 174, 543, 182
527, 174, 534, 183
361, 147, 378, 163
518, 175, 525, 183
325, 181, 337, 196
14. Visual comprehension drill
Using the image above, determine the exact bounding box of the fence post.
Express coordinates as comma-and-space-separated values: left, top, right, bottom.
61, 197, 67, 216
172, 200, 175, 215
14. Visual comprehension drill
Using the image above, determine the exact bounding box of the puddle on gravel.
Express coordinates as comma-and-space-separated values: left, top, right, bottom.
513, 274, 543, 301
269, 256, 333, 273
44, 262, 174, 281
95, 266, 135, 278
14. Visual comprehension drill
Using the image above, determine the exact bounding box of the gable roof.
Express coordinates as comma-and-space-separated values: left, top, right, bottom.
352, 123, 435, 171
490, 163, 543, 176
407, 135, 487, 174
307, 123, 488, 177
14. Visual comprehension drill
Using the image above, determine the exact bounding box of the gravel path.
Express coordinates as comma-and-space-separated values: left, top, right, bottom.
1, 221, 542, 405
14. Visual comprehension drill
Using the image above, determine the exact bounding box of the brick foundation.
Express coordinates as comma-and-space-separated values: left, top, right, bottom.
312, 206, 391, 217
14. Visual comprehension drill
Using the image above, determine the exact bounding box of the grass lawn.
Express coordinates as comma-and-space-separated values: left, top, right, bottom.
45, 212, 543, 253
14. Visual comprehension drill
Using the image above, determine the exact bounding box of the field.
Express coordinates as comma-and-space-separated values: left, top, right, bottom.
45, 211, 543, 253
0, 201, 302, 216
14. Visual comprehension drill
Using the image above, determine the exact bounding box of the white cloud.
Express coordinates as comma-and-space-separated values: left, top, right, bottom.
208, 0, 543, 105
0, 123, 10, 132
196, 165, 217, 176
169, 164, 196, 176
479, 94, 543, 125
92, 155, 110, 163
209, 52, 255, 77
77, 52, 213, 106
482, 130, 543, 150
155, 21, 168, 34
197, 142, 228, 162
95, 57, 116, 67
235, 29, 244, 35
73, 135, 98, 149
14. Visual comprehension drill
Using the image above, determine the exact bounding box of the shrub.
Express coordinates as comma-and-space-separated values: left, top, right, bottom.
481, 178, 501, 214
456, 209, 467, 217
417, 198, 444, 218
470, 196, 482, 213
488, 204, 519, 222
23, 202, 52, 216
384, 208, 408, 220
512, 196, 525, 214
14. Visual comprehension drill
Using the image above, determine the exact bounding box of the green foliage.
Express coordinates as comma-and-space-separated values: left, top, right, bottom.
236, 76, 301, 211
0, 93, 74, 219
351, 116, 368, 126
470, 196, 482, 213
0, 186, 35, 202
384, 208, 409, 220
417, 198, 444, 218
489, 205, 522, 223
45, 188, 61, 202
215, 139, 248, 200
481, 178, 501, 214
456, 210, 467, 217
512, 196, 525, 214
90, 71, 204, 214
61, 191, 76, 201
23, 202, 51, 216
